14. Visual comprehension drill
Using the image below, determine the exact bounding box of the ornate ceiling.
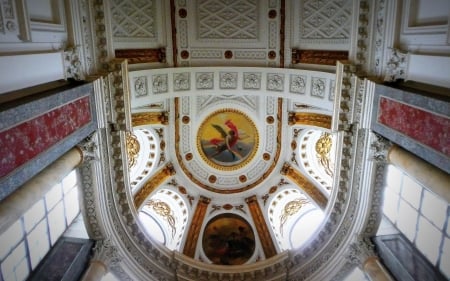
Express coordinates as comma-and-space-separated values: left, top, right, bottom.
77, 1, 385, 280
126, 66, 337, 265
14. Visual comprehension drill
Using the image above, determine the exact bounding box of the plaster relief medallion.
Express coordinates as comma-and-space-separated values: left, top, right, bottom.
202, 214, 255, 265
197, 109, 258, 171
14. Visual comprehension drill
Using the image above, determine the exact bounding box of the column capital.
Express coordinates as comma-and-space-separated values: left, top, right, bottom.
347, 236, 377, 266
76, 132, 99, 163
369, 133, 392, 163
384, 48, 409, 82
91, 239, 122, 269
64, 45, 85, 81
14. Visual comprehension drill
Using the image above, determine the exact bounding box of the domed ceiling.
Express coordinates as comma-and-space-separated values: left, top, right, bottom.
80, 0, 383, 279
126, 67, 337, 265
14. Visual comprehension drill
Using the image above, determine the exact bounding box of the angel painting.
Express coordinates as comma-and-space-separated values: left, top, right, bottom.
198, 110, 257, 168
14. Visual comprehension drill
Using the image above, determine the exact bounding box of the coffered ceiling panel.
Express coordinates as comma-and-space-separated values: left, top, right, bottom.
175, 0, 282, 66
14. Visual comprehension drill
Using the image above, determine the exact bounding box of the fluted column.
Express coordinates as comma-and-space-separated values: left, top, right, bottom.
81, 239, 121, 281
348, 237, 394, 281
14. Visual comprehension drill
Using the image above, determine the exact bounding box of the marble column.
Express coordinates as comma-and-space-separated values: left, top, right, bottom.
80, 260, 107, 281
388, 144, 450, 202
363, 256, 395, 281
0, 147, 83, 233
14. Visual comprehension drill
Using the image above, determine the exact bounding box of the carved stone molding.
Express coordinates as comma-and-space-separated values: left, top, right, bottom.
353, 1, 371, 75
79, 163, 104, 240
64, 46, 85, 80
383, 48, 409, 82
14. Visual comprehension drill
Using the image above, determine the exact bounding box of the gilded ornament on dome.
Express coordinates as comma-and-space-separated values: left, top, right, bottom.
279, 198, 309, 236
147, 199, 176, 239
126, 131, 140, 168
315, 133, 334, 176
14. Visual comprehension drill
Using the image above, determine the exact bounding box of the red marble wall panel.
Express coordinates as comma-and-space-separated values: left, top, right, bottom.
378, 97, 450, 157
0, 96, 91, 177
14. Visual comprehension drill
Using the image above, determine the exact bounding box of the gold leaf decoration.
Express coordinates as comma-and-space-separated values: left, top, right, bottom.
126, 131, 140, 168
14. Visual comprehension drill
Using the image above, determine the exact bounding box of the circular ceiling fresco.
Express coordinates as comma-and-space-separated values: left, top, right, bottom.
197, 109, 259, 171
202, 213, 256, 265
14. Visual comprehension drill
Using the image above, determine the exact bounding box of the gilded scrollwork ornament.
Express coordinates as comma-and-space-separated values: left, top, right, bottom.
315, 132, 334, 176
125, 131, 140, 168
279, 198, 309, 236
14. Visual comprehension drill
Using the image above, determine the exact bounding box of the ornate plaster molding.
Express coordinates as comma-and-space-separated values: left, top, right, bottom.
369, 132, 393, 163
383, 48, 409, 82
64, 46, 85, 80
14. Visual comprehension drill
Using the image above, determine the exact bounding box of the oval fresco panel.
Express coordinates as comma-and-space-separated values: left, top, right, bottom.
202, 214, 255, 265
197, 109, 258, 171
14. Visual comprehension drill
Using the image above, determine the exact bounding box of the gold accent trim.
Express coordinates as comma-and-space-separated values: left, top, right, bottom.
132, 111, 168, 126
246, 195, 277, 258
288, 112, 331, 129
133, 163, 176, 208
281, 163, 328, 210
174, 98, 283, 194
182, 196, 210, 257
